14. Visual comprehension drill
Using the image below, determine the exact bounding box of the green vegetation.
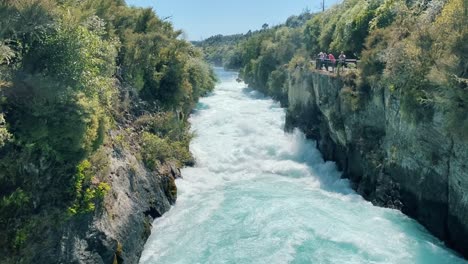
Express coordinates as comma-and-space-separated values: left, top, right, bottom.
68, 159, 111, 215
0, 113, 11, 147
141, 132, 193, 170
0, 0, 215, 257
193, 33, 248, 68
138, 112, 194, 169
199, 0, 467, 137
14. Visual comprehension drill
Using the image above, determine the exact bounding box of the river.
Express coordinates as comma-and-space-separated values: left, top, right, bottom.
139, 68, 466, 264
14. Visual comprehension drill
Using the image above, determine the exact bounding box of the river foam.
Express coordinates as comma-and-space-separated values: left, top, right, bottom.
139, 68, 466, 264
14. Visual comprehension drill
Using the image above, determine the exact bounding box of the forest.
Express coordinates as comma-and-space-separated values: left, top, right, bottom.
197, 0, 467, 137
0, 0, 215, 258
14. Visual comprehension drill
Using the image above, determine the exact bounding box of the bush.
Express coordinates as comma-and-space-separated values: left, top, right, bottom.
141, 132, 192, 170
187, 57, 217, 102
135, 112, 188, 141
68, 159, 111, 215
0, 189, 30, 222
341, 87, 362, 112
9, 22, 117, 162
0, 114, 11, 148
267, 68, 288, 104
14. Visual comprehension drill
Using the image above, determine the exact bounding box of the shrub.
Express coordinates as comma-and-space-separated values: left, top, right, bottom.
341, 87, 362, 111
0, 114, 11, 148
135, 112, 188, 141
0, 189, 30, 221
8, 21, 117, 162
187, 57, 217, 101
267, 68, 288, 104
141, 132, 192, 170
68, 156, 111, 215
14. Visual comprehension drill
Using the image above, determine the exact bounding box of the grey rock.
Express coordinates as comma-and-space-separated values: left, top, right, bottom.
27, 147, 180, 264
285, 70, 468, 258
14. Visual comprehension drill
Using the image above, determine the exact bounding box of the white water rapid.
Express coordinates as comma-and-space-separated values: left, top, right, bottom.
140, 68, 466, 264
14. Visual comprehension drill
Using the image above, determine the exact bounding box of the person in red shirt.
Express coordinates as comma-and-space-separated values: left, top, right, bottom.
328, 53, 336, 63
328, 53, 336, 72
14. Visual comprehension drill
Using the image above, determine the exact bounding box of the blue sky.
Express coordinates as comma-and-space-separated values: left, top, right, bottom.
126, 0, 340, 40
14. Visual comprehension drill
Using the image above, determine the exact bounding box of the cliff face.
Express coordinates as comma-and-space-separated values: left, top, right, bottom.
285, 69, 468, 257
55, 149, 180, 264
16, 144, 180, 264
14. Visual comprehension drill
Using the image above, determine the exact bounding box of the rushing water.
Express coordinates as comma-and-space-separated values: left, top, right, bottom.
140, 68, 466, 264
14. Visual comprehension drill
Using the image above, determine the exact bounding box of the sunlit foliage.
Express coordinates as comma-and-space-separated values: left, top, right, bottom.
0, 0, 215, 257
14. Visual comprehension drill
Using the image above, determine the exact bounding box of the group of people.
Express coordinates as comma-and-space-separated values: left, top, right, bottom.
316, 51, 347, 72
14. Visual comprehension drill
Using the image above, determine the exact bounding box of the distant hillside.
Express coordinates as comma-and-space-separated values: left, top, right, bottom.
194, 11, 313, 68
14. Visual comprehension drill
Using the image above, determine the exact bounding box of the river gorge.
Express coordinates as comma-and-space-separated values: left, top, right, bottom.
139, 69, 466, 264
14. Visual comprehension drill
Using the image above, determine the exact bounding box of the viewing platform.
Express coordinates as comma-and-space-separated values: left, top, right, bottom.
312, 58, 359, 75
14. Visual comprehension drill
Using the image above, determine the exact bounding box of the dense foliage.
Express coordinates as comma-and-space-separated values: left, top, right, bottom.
0, 0, 215, 257
193, 11, 313, 70
199, 0, 467, 137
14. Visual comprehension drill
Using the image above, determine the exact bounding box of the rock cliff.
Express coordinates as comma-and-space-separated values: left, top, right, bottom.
285, 68, 468, 258
19, 145, 181, 264
56, 149, 180, 264
3, 101, 183, 264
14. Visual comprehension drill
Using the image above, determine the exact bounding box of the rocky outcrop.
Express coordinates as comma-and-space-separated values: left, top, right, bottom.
285, 69, 468, 258
0, 83, 188, 264
57, 149, 180, 264
17, 145, 181, 264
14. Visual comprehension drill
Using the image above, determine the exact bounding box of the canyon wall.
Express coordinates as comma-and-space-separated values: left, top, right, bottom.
55, 149, 180, 264
285, 69, 468, 257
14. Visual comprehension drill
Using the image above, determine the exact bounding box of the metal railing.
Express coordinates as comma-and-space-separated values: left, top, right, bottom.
314, 58, 358, 74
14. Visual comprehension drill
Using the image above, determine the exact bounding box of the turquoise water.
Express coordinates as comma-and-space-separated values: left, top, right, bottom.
140, 68, 466, 264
